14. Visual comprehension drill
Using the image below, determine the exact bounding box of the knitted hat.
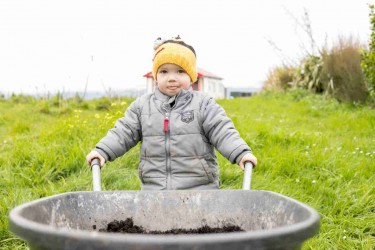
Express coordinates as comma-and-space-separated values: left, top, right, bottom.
152, 37, 197, 82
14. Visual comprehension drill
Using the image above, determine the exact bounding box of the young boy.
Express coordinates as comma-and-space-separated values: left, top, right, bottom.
86, 37, 257, 190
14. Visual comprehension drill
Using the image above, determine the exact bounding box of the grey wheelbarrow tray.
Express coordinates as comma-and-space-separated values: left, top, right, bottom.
9, 162, 320, 250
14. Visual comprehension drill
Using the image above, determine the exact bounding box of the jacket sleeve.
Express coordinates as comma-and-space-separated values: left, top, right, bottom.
201, 95, 252, 164
95, 99, 142, 162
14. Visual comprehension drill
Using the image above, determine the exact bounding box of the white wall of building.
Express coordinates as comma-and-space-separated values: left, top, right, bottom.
202, 77, 225, 99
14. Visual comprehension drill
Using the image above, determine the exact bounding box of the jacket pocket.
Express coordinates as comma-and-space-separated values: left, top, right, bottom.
139, 158, 166, 187
199, 158, 215, 183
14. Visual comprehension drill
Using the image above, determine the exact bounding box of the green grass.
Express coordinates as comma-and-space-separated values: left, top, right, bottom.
0, 90, 374, 249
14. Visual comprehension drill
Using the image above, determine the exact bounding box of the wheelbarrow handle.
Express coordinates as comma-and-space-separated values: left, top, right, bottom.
91, 159, 251, 191
91, 158, 102, 191
242, 162, 254, 190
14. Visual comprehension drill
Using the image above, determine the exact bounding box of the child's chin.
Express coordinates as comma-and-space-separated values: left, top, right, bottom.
165, 90, 180, 96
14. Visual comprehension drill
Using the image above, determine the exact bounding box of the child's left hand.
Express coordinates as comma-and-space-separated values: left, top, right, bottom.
239, 153, 257, 171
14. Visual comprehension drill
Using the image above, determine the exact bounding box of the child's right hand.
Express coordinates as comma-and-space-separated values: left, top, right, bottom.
239, 153, 257, 171
86, 150, 106, 167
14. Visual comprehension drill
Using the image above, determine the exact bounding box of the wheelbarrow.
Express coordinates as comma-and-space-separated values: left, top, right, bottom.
9, 161, 320, 250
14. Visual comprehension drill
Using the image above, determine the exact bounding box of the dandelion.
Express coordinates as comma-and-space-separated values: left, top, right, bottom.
95, 114, 100, 119
360, 151, 363, 154
120, 101, 127, 106
343, 236, 347, 240
312, 180, 316, 184
111, 102, 117, 107
337, 147, 341, 151
3, 140, 6, 144
296, 178, 300, 183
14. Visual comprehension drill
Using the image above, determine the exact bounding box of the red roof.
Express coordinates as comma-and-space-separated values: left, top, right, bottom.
143, 67, 222, 79
143, 72, 153, 78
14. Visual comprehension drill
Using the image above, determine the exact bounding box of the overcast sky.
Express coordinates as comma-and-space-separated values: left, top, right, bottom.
0, 0, 372, 94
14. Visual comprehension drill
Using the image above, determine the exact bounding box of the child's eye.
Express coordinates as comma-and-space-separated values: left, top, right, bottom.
159, 70, 168, 74
177, 69, 186, 74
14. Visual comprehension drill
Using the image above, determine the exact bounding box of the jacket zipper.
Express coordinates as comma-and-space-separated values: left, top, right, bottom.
164, 112, 172, 189
164, 114, 169, 132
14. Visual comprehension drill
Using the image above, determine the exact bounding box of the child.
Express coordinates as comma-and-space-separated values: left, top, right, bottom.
86, 36, 257, 190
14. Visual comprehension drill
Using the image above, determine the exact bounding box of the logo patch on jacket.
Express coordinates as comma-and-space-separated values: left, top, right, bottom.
181, 110, 194, 123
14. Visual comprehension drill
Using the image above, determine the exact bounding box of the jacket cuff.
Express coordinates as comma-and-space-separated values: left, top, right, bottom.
94, 148, 110, 162
235, 150, 253, 165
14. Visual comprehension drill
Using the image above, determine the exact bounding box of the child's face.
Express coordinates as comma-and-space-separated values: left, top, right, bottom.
156, 63, 192, 97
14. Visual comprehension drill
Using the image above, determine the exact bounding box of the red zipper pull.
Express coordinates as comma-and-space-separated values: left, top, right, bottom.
164, 113, 169, 132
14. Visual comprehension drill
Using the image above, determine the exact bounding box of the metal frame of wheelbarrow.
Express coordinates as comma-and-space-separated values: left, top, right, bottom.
9, 161, 320, 250
92, 159, 254, 192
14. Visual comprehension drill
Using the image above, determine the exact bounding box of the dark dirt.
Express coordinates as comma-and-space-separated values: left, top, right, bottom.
97, 218, 244, 234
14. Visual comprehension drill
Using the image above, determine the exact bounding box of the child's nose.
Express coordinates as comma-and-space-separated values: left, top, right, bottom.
167, 72, 177, 81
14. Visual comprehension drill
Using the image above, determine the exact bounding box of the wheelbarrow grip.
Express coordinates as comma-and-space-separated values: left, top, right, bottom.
242, 162, 254, 190
91, 158, 102, 191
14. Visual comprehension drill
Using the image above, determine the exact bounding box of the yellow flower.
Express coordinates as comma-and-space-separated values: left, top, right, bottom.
95, 114, 100, 119
120, 101, 127, 106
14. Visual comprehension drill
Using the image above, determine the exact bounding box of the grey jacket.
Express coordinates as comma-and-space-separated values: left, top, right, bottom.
95, 87, 252, 190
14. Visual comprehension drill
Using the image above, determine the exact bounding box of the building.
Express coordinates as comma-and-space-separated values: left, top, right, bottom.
225, 87, 261, 99
143, 67, 226, 99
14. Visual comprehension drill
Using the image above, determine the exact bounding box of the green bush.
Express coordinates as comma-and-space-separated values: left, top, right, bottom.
361, 4, 375, 101
322, 36, 367, 103
263, 65, 296, 91
95, 97, 112, 111
294, 55, 325, 93
38, 100, 51, 114
264, 35, 369, 104
9, 94, 34, 104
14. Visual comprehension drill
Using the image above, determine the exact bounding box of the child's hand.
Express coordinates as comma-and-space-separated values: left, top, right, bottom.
86, 150, 106, 167
239, 153, 257, 171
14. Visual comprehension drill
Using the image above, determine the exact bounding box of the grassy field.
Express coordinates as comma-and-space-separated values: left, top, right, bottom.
0, 90, 374, 249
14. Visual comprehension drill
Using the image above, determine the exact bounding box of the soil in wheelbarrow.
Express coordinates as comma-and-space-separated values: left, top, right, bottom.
97, 218, 244, 234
